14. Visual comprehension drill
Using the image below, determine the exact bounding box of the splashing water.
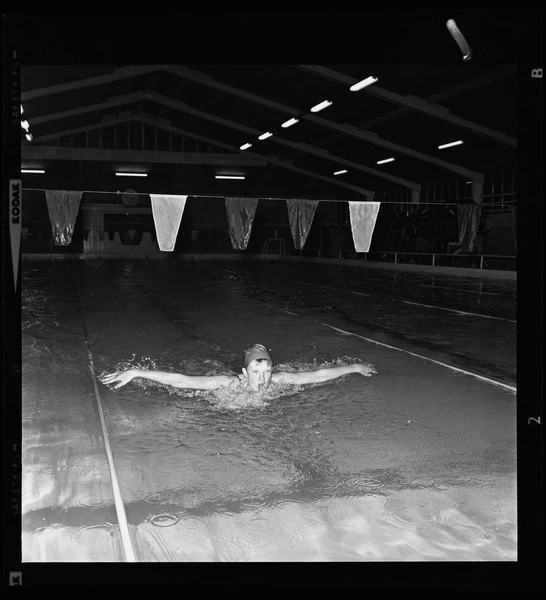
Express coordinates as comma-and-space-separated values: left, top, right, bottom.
99, 355, 370, 411
275, 355, 368, 373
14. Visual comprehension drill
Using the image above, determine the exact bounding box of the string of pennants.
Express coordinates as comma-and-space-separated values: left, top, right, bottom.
37, 190, 381, 253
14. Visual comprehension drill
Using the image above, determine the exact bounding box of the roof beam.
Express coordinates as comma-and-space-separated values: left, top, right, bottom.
296, 65, 516, 148
372, 66, 517, 128
134, 114, 374, 197
164, 65, 484, 183
145, 92, 420, 191
21, 65, 165, 101
33, 111, 235, 152
21, 145, 266, 166
24, 111, 373, 198
31, 113, 135, 144
258, 154, 373, 198
314, 66, 517, 146
30, 92, 147, 125
24, 88, 429, 191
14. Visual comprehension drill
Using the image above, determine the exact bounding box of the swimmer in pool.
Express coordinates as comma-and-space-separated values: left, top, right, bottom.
100, 343, 376, 393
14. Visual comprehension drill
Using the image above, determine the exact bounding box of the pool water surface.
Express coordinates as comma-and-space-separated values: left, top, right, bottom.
21, 258, 517, 561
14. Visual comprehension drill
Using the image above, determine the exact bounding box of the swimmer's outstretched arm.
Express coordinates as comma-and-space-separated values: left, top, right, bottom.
100, 369, 234, 390
272, 363, 376, 385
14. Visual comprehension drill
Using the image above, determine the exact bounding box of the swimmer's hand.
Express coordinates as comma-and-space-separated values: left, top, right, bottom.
100, 369, 136, 389
354, 363, 377, 377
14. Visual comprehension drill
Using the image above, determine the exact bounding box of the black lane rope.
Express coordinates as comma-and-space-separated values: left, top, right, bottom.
72, 259, 137, 562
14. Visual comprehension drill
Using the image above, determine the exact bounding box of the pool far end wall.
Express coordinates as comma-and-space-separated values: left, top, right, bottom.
22, 252, 517, 281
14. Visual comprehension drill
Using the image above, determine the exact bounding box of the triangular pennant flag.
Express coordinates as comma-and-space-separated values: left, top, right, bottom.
225, 197, 259, 250
44, 190, 83, 246
457, 204, 481, 253
348, 201, 381, 252
150, 194, 188, 251
286, 199, 319, 250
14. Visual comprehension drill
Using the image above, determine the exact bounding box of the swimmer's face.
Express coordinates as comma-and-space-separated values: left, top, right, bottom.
242, 359, 272, 392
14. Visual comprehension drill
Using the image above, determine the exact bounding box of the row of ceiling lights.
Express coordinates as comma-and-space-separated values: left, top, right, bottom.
236, 74, 465, 177
21, 75, 465, 181
20, 100, 247, 179
21, 168, 151, 176
21, 169, 246, 180
20, 102, 152, 177
331, 139, 464, 176
236, 75, 379, 160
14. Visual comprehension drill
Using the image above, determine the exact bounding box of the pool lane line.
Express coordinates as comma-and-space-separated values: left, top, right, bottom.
233, 282, 516, 392
290, 277, 508, 318
269, 299, 516, 392
320, 323, 516, 393
293, 279, 370, 296
85, 351, 138, 562
295, 278, 505, 310
73, 261, 137, 562
260, 300, 298, 316
400, 300, 516, 323
418, 283, 502, 296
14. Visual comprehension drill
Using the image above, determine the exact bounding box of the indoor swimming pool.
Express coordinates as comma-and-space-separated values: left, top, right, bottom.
21, 257, 517, 561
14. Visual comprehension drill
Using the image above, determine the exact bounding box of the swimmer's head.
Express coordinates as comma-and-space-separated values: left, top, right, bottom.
242, 344, 273, 392
244, 344, 272, 367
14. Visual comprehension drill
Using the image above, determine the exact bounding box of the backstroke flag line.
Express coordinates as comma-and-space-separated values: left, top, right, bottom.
45, 190, 83, 246
150, 194, 188, 251
286, 199, 319, 250
225, 197, 259, 250
348, 201, 381, 252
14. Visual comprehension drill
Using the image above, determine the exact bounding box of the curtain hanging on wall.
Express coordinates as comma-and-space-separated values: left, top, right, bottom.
150, 194, 188, 251
457, 204, 481, 253
44, 190, 83, 246
348, 201, 381, 252
286, 199, 319, 250
225, 197, 259, 250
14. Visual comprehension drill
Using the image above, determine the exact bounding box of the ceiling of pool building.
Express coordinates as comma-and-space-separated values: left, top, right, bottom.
14, 11, 527, 205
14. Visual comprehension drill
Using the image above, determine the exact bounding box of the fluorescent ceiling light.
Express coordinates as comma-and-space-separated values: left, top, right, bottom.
21, 120, 30, 130
215, 175, 245, 180
350, 76, 378, 91
25, 133, 33, 141
310, 100, 332, 113
438, 140, 464, 149
258, 131, 273, 140
333, 169, 348, 175
21, 105, 24, 114
240, 142, 252, 150
21, 169, 45, 174
281, 117, 299, 128
115, 172, 148, 177
377, 158, 395, 165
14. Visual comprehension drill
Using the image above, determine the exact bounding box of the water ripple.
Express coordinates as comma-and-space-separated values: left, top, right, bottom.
378, 509, 418, 532
149, 513, 180, 528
